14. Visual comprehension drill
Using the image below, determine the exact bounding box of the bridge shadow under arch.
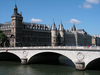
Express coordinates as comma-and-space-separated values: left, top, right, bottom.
86, 58, 100, 70
0, 52, 21, 62
28, 52, 75, 68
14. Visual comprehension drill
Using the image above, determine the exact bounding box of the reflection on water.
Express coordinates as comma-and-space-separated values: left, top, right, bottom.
0, 61, 100, 75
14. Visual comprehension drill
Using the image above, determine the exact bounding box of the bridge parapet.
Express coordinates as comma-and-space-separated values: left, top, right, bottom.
0, 46, 100, 51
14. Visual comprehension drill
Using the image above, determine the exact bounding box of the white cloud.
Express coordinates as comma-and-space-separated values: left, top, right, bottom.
86, 0, 99, 4
30, 18, 42, 22
66, 19, 81, 24
83, 2, 92, 9
79, 0, 99, 9
79, 5, 82, 8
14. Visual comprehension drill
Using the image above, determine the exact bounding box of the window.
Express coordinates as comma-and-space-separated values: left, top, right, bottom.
13, 22, 14, 26
54, 40, 55, 42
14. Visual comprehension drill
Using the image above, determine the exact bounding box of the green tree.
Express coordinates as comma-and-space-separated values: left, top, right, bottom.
0, 30, 7, 47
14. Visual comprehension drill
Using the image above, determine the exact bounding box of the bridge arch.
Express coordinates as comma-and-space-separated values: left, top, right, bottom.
86, 57, 100, 70
0, 52, 21, 62
28, 52, 60, 64
28, 51, 75, 67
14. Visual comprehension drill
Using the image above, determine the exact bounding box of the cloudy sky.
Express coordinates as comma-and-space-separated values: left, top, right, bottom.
0, 0, 100, 35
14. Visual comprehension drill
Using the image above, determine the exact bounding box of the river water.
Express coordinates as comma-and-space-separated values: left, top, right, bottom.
0, 61, 100, 75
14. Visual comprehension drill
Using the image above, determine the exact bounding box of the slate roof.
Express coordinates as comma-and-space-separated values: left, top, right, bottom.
73, 24, 76, 31
22, 22, 49, 29
0, 23, 3, 27
11, 5, 22, 17
51, 21, 56, 30
59, 22, 64, 31
77, 29, 86, 32
0, 22, 11, 28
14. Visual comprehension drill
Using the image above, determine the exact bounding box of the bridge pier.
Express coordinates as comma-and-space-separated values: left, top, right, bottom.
75, 62, 85, 70
21, 58, 27, 65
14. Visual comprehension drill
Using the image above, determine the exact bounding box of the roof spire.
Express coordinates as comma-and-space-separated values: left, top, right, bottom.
60, 20, 62, 25
51, 19, 56, 30
53, 18, 54, 21
15, 0, 16, 5
11, 2, 23, 18
53, 18, 55, 24
11, 4, 19, 17
59, 20, 64, 31
73, 24, 76, 31
14, 4, 18, 13
14, 0, 17, 12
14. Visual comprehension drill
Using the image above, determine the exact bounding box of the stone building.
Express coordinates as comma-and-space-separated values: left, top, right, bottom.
65, 25, 92, 46
0, 5, 51, 47
0, 5, 92, 47
92, 35, 100, 46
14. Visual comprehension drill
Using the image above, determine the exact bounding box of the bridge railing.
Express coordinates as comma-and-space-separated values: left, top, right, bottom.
0, 46, 100, 51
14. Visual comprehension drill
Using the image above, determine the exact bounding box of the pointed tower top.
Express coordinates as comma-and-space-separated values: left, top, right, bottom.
59, 21, 64, 31
11, 4, 22, 18
15, 0, 16, 4
11, 4, 18, 17
73, 24, 76, 31
51, 21, 56, 30
14, 4, 17, 9
14, 4, 18, 13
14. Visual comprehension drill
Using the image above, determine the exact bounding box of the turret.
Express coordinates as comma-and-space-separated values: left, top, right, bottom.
72, 24, 78, 46
73, 24, 76, 31
51, 21, 57, 46
58, 22, 65, 46
11, 4, 23, 47
14, 4, 17, 13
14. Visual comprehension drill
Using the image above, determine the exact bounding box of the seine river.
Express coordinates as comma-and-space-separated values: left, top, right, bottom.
0, 61, 100, 75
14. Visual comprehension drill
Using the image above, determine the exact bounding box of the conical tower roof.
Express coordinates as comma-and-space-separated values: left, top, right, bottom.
14, 4, 17, 10
73, 24, 76, 31
59, 22, 64, 31
11, 4, 22, 18
51, 21, 56, 30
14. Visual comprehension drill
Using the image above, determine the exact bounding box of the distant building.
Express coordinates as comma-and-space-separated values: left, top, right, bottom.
92, 35, 100, 46
0, 5, 92, 47
65, 25, 92, 46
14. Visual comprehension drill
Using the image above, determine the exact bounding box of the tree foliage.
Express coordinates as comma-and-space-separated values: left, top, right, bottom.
0, 30, 7, 47
0, 30, 7, 42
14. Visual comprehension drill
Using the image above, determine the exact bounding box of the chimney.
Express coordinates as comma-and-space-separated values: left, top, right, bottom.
31, 22, 33, 26
20, 12, 22, 16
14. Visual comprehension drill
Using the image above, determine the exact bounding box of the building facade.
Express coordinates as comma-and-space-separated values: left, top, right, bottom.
0, 5, 92, 47
64, 25, 92, 46
92, 35, 100, 46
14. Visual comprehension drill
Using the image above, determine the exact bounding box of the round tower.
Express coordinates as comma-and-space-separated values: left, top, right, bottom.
51, 21, 58, 46
58, 22, 65, 46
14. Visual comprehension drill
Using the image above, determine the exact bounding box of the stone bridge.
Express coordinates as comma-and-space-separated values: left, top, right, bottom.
0, 46, 100, 70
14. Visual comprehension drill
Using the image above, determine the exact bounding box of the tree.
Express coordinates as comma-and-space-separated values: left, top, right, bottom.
0, 30, 7, 47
